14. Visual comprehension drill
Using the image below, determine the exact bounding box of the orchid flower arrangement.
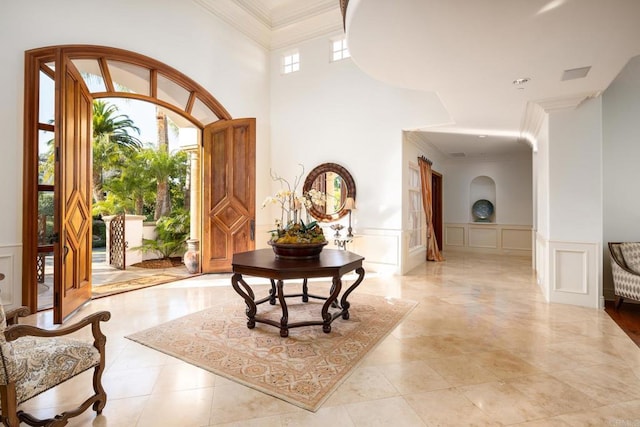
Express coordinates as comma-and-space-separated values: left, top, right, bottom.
262, 165, 327, 244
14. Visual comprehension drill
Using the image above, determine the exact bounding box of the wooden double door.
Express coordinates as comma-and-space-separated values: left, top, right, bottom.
24, 47, 255, 323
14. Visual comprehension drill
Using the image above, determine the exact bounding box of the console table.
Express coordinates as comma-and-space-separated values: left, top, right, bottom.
231, 248, 365, 337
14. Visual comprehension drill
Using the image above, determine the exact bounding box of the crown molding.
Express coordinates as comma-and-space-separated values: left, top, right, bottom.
534, 91, 600, 112
235, 0, 272, 27
271, 10, 343, 50
194, 0, 341, 50
271, 0, 337, 29
404, 131, 448, 161
194, 0, 271, 48
520, 101, 546, 149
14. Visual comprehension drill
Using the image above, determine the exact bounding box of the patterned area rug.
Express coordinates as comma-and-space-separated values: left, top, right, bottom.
92, 273, 187, 298
126, 291, 417, 411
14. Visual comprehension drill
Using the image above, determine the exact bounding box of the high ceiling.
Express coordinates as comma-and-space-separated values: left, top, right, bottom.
198, 0, 640, 158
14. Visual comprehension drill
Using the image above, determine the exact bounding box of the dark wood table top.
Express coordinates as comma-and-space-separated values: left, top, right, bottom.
232, 248, 364, 280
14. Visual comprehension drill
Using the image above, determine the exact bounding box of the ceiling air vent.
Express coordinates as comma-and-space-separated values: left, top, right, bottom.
450, 152, 466, 158
561, 66, 591, 81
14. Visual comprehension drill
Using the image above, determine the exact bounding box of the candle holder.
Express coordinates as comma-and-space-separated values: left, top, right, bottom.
330, 223, 344, 238
344, 197, 356, 238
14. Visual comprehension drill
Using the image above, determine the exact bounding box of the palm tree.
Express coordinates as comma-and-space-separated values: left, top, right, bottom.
139, 147, 188, 220
92, 100, 143, 202
93, 149, 155, 216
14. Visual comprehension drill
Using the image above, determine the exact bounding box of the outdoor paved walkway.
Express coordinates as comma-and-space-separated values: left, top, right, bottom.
38, 248, 192, 310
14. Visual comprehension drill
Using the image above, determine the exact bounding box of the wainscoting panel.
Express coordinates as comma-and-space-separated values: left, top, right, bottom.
535, 233, 549, 299
502, 228, 532, 251
468, 226, 498, 249
553, 249, 588, 294
445, 225, 465, 247
547, 240, 599, 308
444, 223, 532, 256
0, 244, 21, 307
350, 229, 401, 275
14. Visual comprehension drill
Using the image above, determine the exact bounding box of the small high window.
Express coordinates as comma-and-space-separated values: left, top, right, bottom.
282, 52, 300, 74
331, 38, 350, 62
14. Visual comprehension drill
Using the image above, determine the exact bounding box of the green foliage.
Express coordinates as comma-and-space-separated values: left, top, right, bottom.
92, 193, 128, 217
134, 209, 190, 259
270, 220, 326, 244
93, 100, 142, 151
38, 193, 54, 217
92, 219, 106, 248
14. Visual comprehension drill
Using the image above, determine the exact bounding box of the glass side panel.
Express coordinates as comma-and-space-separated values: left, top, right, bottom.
107, 60, 150, 95
408, 166, 420, 188
38, 130, 55, 185
71, 59, 107, 92
191, 96, 218, 124
38, 190, 55, 247
37, 189, 55, 311
157, 73, 190, 109
38, 70, 55, 125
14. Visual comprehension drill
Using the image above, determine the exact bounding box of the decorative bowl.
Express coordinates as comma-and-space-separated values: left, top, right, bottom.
472, 199, 494, 222
268, 240, 328, 259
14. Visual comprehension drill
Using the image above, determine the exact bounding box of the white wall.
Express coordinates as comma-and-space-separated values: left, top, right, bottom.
535, 116, 550, 299
603, 55, 640, 299
548, 99, 603, 243
0, 0, 271, 306
443, 153, 533, 225
535, 98, 603, 308
269, 32, 451, 273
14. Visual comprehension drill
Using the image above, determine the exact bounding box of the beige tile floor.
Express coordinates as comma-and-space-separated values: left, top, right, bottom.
16, 251, 640, 426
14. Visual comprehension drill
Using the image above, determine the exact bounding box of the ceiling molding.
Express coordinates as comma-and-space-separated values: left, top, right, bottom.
532, 91, 601, 113
194, 0, 341, 50
520, 101, 546, 149
194, 0, 271, 48
271, 18, 343, 50
235, 0, 272, 27
271, 0, 338, 29
404, 131, 447, 160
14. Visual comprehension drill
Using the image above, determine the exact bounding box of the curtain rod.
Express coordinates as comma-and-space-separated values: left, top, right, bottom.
419, 155, 433, 165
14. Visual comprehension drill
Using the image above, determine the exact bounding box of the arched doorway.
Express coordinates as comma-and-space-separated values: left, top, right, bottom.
23, 45, 255, 322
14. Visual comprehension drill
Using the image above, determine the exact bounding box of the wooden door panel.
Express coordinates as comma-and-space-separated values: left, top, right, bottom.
232, 126, 250, 206
202, 118, 255, 273
54, 54, 93, 323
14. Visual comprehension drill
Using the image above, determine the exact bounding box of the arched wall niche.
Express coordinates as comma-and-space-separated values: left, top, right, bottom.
470, 176, 496, 222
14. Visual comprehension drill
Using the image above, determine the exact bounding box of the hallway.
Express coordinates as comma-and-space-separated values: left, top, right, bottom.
20, 251, 640, 426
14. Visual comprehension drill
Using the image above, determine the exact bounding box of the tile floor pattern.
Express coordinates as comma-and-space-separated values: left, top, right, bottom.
16, 252, 640, 426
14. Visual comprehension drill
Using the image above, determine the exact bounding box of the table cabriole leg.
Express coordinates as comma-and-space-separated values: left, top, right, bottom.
322, 276, 342, 333
340, 267, 365, 320
277, 280, 289, 337
231, 273, 257, 328
269, 279, 277, 305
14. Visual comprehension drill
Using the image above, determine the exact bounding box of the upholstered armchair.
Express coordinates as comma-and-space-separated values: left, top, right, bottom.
0, 304, 110, 427
608, 242, 640, 310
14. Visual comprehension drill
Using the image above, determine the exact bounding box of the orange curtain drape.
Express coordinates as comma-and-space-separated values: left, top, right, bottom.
418, 156, 444, 262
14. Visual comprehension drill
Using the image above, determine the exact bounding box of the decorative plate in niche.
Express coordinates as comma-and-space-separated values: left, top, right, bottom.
472, 199, 494, 222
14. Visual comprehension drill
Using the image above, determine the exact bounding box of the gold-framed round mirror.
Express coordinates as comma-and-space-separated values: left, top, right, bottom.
303, 163, 356, 222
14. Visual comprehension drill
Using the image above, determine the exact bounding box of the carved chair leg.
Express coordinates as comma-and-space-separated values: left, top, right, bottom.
0, 383, 20, 427
92, 364, 107, 414
615, 296, 624, 311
